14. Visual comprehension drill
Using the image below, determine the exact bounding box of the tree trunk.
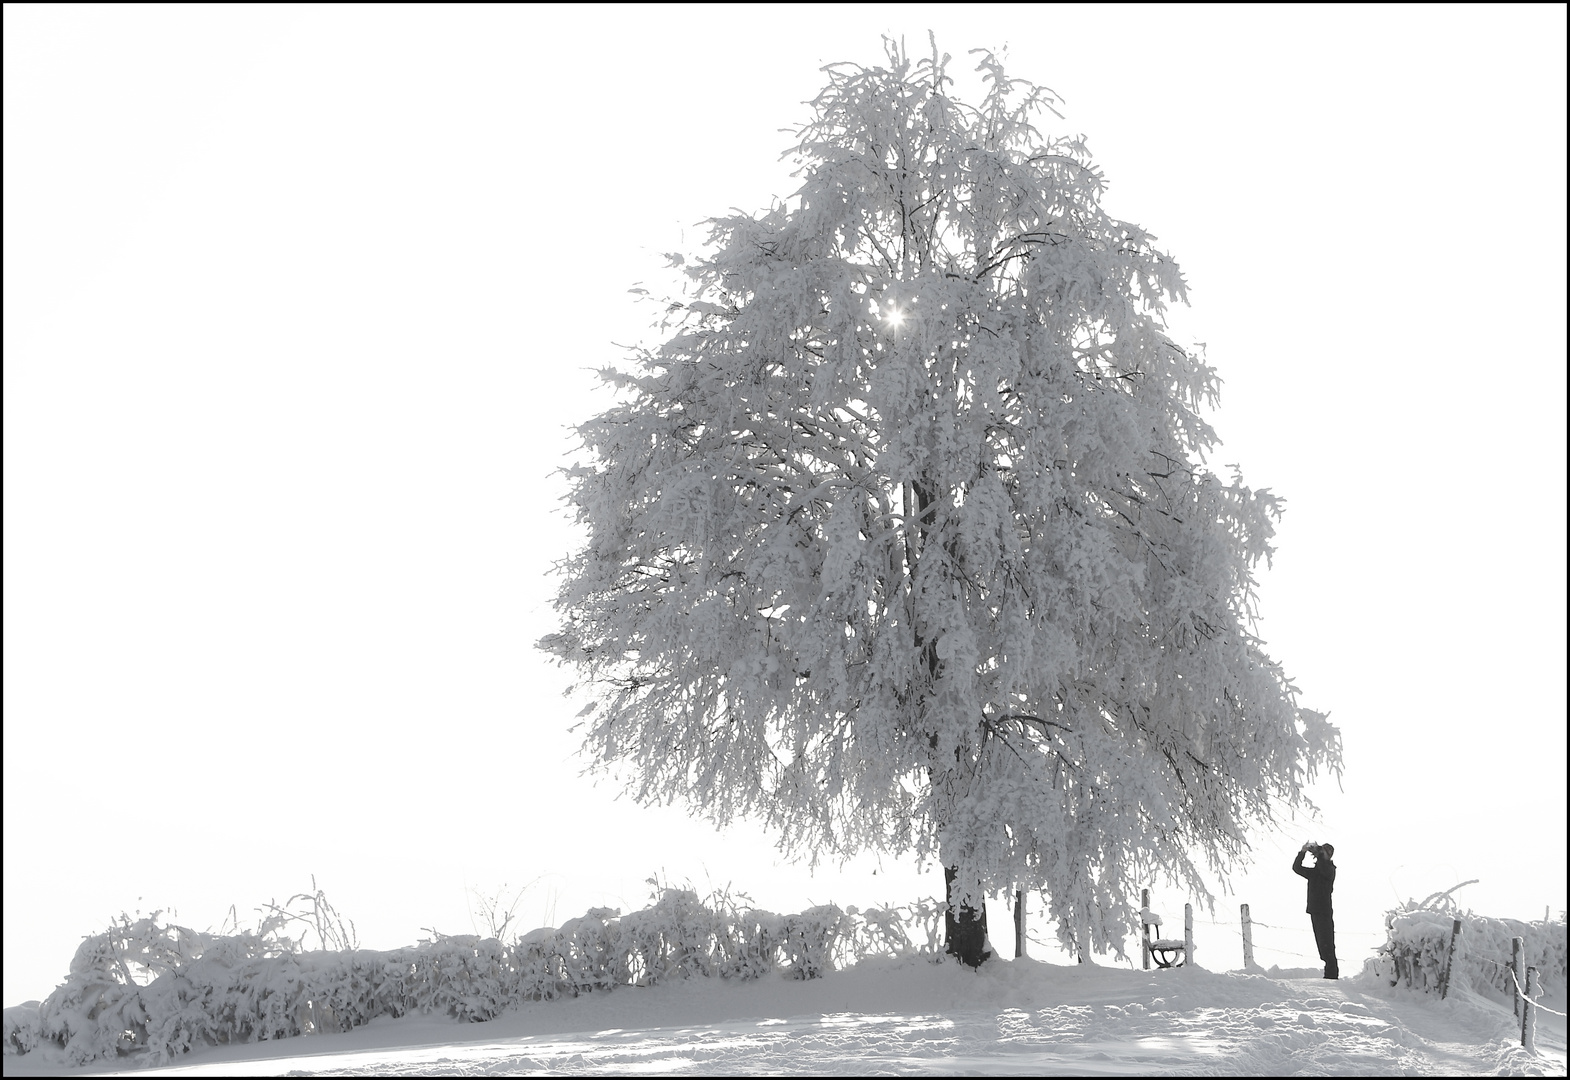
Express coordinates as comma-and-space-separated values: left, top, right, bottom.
944, 866, 991, 967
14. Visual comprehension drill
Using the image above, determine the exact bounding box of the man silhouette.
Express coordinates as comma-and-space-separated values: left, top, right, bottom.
1293, 841, 1337, 979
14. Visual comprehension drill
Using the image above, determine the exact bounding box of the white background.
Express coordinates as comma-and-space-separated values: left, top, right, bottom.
5, 3, 1565, 1009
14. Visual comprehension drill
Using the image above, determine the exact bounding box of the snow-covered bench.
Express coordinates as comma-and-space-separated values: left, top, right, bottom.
1140, 890, 1193, 969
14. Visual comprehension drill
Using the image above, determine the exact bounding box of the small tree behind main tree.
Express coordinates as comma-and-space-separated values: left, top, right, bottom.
541, 37, 1342, 967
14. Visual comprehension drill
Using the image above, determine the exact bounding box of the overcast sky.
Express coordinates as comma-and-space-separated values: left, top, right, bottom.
5, 4, 1565, 1008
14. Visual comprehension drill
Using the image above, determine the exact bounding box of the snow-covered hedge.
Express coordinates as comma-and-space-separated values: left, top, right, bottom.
1372, 892, 1566, 998
4, 887, 943, 1066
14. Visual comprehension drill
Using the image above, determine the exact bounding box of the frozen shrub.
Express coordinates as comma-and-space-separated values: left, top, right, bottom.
781, 905, 849, 979
515, 926, 570, 1001
422, 936, 517, 1023
9, 881, 953, 1066
718, 908, 785, 981
1377, 908, 1455, 993
2, 1003, 42, 1057
556, 907, 626, 993
847, 900, 945, 961
1375, 892, 1567, 998
617, 889, 694, 985
853, 905, 906, 957
31, 912, 211, 1064
35, 978, 145, 1065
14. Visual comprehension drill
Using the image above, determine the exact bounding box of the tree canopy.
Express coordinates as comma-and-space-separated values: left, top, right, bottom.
541, 37, 1342, 960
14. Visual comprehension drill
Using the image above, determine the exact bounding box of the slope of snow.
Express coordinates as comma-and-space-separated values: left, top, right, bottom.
6, 957, 1564, 1076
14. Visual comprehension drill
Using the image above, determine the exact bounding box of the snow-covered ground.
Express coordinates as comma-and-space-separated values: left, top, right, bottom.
6, 957, 1563, 1077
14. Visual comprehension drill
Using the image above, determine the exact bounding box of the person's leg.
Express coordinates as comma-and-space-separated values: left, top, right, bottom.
1325, 913, 1338, 979
1311, 912, 1337, 978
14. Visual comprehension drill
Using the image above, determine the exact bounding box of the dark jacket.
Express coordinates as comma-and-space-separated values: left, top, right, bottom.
1293, 851, 1335, 914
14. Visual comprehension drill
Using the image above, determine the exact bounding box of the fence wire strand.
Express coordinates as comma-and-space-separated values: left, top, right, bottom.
1193, 915, 1380, 964
1470, 957, 1570, 1018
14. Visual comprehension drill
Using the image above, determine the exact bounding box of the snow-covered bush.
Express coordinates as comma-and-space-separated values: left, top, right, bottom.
618, 887, 711, 985
724, 908, 789, 981
422, 935, 520, 1023
851, 905, 913, 959
851, 900, 945, 960
555, 906, 628, 994
2, 1003, 42, 1056
1373, 891, 1567, 998
780, 905, 849, 980
6, 882, 948, 1066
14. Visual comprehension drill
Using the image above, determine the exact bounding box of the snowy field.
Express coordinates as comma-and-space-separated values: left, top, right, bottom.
7, 957, 1563, 1077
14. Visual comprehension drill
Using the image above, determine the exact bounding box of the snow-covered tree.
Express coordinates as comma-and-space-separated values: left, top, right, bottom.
541, 37, 1342, 966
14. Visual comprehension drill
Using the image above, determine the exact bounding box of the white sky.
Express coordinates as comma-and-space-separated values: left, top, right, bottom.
4, 4, 1565, 1009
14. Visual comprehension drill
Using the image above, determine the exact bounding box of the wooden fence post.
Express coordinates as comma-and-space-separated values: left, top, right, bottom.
1014, 890, 1025, 959
1141, 888, 1151, 971
1183, 904, 1193, 968
1240, 903, 1255, 970
1522, 966, 1538, 1052
1512, 936, 1523, 1018
1438, 918, 1462, 999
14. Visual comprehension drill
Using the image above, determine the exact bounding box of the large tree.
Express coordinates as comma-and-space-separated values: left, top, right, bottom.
541, 38, 1342, 967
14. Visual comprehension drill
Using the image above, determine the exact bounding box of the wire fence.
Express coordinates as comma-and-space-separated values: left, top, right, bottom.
1194, 913, 1385, 966
1011, 902, 1563, 1009
1013, 900, 1564, 1058
1470, 953, 1568, 1018
1014, 910, 1381, 967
